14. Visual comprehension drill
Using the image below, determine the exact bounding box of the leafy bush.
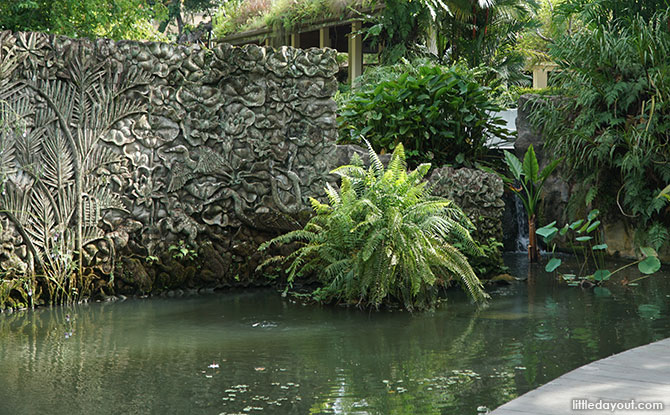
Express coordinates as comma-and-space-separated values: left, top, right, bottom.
338, 63, 512, 168
259, 142, 489, 311
528, 11, 670, 249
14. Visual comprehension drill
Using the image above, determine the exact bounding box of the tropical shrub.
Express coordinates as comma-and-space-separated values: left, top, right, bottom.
258, 142, 489, 311
528, 10, 670, 250
502, 144, 561, 262
338, 63, 512, 168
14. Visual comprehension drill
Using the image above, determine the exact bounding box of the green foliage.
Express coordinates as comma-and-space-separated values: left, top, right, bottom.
529, 10, 670, 250
365, 0, 432, 63
503, 144, 561, 219
338, 63, 512, 168
0, 0, 168, 41
366, 0, 538, 83
258, 142, 488, 311
459, 237, 506, 278
213, 0, 368, 37
213, 0, 272, 36
538, 210, 661, 286
168, 241, 198, 262
159, 0, 218, 36
554, 0, 669, 28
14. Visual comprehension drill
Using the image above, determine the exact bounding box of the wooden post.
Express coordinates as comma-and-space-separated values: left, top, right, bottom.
319, 27, 331, 48
290, 33, 300, 48
348, 21, 362, 84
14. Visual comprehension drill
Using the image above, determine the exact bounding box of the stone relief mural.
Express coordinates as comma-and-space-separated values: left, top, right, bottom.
0, 31, 339, 298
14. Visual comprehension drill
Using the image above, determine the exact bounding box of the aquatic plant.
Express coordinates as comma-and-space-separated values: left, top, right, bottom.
502, 144, 561, 262
537, 209, 661, 286
259, 141, 488, 311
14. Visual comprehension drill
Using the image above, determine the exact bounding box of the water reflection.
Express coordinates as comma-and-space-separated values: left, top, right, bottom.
0, 254, 669, 414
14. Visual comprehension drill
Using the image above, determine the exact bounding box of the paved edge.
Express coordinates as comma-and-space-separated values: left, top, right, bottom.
490, 337, 670, 414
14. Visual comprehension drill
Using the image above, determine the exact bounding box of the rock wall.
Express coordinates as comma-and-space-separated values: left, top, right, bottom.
0, 31, 339, 298
515, 94, 570, 229
427, 167, 505, 268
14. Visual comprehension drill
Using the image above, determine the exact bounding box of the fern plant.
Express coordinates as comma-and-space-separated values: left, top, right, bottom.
259, 142, 488, 311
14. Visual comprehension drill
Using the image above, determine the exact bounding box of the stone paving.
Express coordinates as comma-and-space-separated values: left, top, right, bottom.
491, 338, 670, 414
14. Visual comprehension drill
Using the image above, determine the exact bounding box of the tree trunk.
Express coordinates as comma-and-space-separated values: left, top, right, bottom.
528, 214, 540, 262
175, 0, 184, 36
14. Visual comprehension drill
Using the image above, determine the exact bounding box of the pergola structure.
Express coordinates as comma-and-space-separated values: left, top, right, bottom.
218, 15, 378, 84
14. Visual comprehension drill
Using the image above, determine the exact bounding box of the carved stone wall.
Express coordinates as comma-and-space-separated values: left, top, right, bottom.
0, 31, 339, 299
427, 166, 505, 268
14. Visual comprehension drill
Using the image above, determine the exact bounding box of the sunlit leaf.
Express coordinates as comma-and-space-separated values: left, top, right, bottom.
545, 258, 561, 272
638, 256, 661, 274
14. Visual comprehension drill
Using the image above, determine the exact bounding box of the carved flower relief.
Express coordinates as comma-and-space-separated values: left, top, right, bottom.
148, 41, 185, 77
211, 44, 235, 72
266, 77, 299, 103
265, 47, 291, 77
223, 104, 255, 137
14, 32, 50, 72
131, 115, 179, 149
232, 44, 266, 72
180, 110, 217, 147
294, 49, 324, 77
122, 141, 150, 170
245, 127, 273, 158
148, 84, 176, 108
286, 119, 321, 148
104, 118, 136, 147
266, 47, 307, 78
176, 84, 222, 110
131, 173, 163, 209
315, 49, 340, 78
222, 76, 266, 108
296, 77, 338, 99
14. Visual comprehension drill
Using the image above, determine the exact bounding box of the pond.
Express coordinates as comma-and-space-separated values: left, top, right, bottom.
1, 254, 669, 415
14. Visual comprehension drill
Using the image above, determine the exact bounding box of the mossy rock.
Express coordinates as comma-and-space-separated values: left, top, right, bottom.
119, 257, 153, 293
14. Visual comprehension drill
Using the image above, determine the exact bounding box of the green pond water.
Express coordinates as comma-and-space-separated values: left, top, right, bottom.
1, 253, 670, 415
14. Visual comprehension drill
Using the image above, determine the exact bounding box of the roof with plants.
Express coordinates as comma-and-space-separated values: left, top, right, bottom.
213, 0, 378, 38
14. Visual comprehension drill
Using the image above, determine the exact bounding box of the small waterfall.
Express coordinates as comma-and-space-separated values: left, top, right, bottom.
514, 196, 529, 253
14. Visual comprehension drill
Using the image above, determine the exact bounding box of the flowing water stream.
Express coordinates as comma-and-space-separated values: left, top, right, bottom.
1, 254, 669, 414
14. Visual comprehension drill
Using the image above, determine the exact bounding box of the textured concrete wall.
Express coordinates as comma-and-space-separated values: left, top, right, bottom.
0, 31, 339, 296
428, 166, 505, 266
